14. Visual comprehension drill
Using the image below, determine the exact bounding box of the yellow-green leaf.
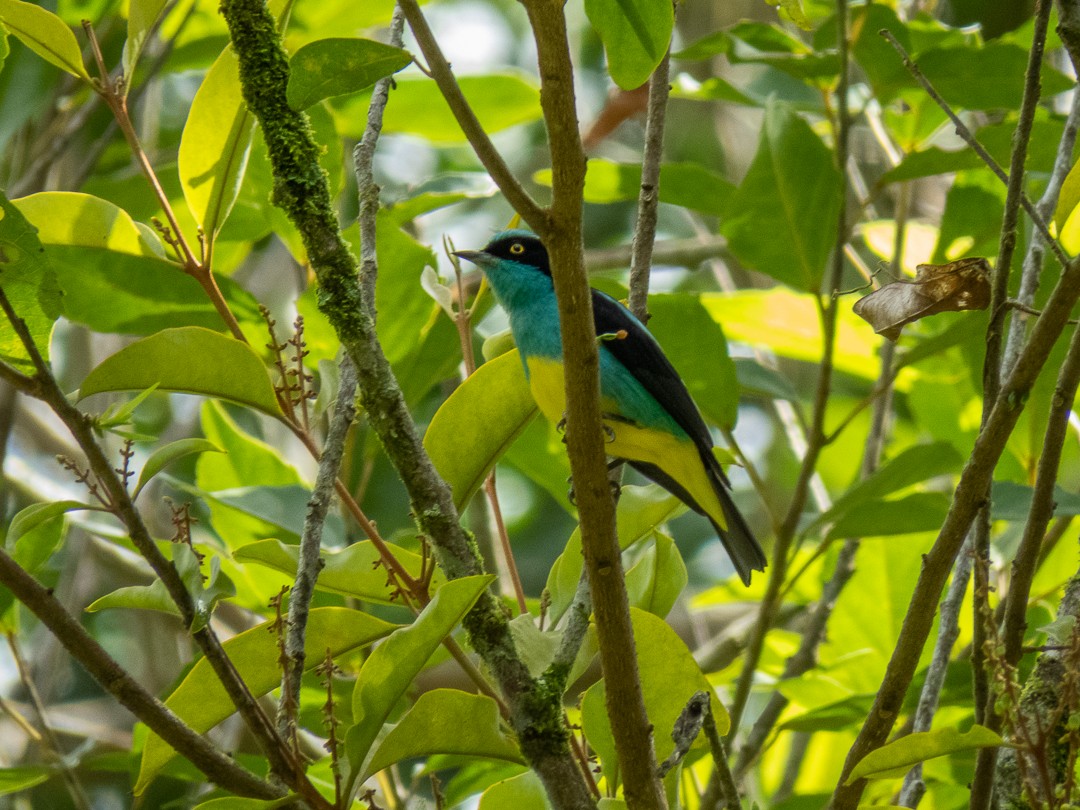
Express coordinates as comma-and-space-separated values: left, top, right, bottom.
178, 47, 255, 244
847, 725, 1003, 783
136, 607, 396, 793
424, 349, 537, 510
0, 0, 88, 79
79, 327, 283, 417
287, 37, 410, 110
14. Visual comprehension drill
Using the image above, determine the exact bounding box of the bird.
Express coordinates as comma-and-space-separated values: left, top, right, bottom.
454, 230, 766, 585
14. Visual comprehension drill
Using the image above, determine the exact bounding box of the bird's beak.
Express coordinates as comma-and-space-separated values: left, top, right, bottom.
452, 249, 486, 265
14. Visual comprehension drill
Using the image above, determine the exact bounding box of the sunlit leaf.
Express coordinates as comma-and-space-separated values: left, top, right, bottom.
584, 0, 673, 89
847, 725, 1003, 782
546, 485, 683, 625
234, 538, 446, 605
14, 192, 260, 335
123, 0, 168, 78
136, 608, 396, 793
478, 771, 548, 810
346, 575, 494, 774
625, 534, 687, 618
424, 349, 537, 510
0, 191, 62, 369
178, 46, 254, 245
0, 765, 52, 795
0, 0, 88, 78
701, 289, 882, 381
361, 689, 524, 780
79, 327, 283, 417
7, 501, 86, 573
722, 100, 842, 291
581, 609, 723, 790
334, 73, 541, 143
534, 161, 735, 217
287, 37, 410, 109
133, 438, 223, 499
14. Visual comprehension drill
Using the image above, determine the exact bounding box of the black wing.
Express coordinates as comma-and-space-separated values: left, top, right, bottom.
590, 289, 714, 453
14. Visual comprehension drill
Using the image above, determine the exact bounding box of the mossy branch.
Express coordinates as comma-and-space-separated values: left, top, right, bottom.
216, 2, 592, 806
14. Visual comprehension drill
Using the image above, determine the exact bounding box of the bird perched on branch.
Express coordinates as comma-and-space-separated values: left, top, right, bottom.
454, 230, 766, 585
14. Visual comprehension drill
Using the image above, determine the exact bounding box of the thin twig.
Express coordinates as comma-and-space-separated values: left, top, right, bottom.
627, 46, 672, 320
829, 257, 1080, 808
727, 0, 852, 740
702, 695, 740, 810
278, 356, 357, 746
0, 549, 282, 799
395, 0, 544, 229
1003, 89, 1080, 374
879, 28, 1069, 268
6, 634, 93, 810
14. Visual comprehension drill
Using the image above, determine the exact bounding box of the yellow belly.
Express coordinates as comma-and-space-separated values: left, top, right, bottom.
525, 356, 726, 528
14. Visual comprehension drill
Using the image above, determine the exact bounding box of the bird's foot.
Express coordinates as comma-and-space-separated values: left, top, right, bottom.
566, 469, 622, 506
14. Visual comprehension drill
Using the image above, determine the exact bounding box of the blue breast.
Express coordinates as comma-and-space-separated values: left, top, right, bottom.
485, 258, 685, 437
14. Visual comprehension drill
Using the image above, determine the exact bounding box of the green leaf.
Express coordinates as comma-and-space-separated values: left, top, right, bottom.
133, 438, 223, 499
0, 191, 62, 369
362, 689, 524, 781
546, 485, 683, 625
287, 37, 410, 110
479, 771, 549, 810
123, 0, 168, 78
809, 442, 963, 533
424, 349, 538, 510
1056, 159, 1080, 256
625, 534, 687, 618
136, 607, 396, 793
534, 160, 735, 217
721, 100, 842, 291
234, 538, 446, 605
86, 579, 179, 617
584, 0, 673, 89
79, 327, 283, 417
7, 500, 85, 573
346, 575, 494, 775
335, 73, 541, 143
647, 294, 739, 430
0, 0, 88, 78
193, 799, 285, 810
918, 42, 1073, 112
13, 192, 259, 335
179, 46, 255, 243
991, 481, 1080, 521
175, 543, 235, 632
733, 357, 798, 401
701, 289, 882, 380
581, 609, 723, 790
0, 22, 10, 76
847, 725, 1003, 783
0, 765, 52, 795
826, 492, 951, 540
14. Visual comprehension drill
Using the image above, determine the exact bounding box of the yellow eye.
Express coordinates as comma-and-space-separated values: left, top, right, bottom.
509, 243, 525, 255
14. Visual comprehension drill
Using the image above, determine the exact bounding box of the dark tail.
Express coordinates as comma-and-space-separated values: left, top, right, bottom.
701, 449, 766, 586
627, 455, 767, 586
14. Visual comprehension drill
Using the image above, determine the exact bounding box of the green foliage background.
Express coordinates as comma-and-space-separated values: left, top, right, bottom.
0, 0, 1077, 807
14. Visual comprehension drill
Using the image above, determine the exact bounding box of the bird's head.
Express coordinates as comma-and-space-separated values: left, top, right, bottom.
453, 230, 551, 277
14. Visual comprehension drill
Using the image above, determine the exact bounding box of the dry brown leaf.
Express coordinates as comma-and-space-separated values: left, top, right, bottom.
852, 257, 991, 341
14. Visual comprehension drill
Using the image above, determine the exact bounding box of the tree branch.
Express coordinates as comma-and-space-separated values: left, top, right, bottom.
216, 3, 592, 806
830, 256, 1080, 809
278, 356, 357, 746
0, 548, 282, 800
627, 47, 672, 320
395, 0, 545, 229
522, 0, 667, 803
